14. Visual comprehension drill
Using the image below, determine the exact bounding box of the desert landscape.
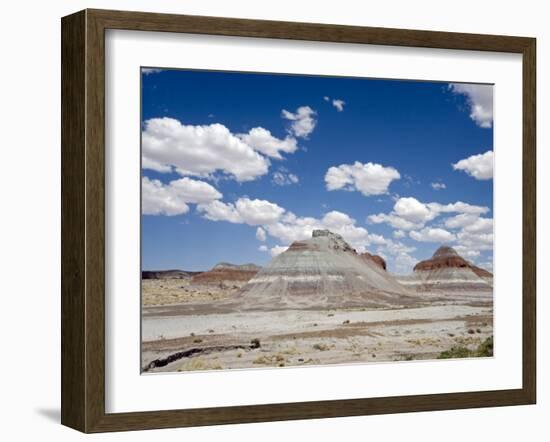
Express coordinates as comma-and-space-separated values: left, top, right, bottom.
141, 230, 493, 373
140, 70, 495, 374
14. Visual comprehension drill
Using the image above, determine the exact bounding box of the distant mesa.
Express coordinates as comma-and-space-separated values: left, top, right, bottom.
230, 229, 415, 311
142, 269, 201, 280
191, 262, 261, 286
399, 246, 492, 291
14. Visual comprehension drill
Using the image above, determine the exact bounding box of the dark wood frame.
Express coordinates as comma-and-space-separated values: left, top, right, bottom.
61, 8, 536, 433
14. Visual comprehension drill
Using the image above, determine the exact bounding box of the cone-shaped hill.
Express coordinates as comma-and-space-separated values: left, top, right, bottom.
398, 246, 492, 291
228, 229, 416, 311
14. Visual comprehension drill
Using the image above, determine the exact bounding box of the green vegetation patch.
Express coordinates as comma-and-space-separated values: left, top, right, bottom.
438, 336, 493, 359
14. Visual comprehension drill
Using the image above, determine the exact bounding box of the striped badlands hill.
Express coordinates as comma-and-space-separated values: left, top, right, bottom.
398, 246, 492, 292
191, 262, 261, 286
230, 230, 417, 311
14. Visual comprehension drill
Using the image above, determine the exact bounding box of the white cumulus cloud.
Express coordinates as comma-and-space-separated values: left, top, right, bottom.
325, 161, 401, 196
456, 231, 493, 251
394, 197, 437, 224
369, 197, 489, 231
142, 176, 222, 216
142, 118, 270, 182
236, 198, 285, 225
198, 197, 285, 226
332, 99, 345, 112
463, 217, 493, 234
237, 127, 298, 159
368, 213, 420, 231
272, 170, 299, 186
409, 227, 456, 243
256, 227, 267, 241
270, 245, 288, 257
281, 106, 317, 138
427, 201, 489, 215
323, 96, 346, 112
444, 213, 479, 229
371, 238, 417, 274
265, 214, 322, 245
393, 252, 418, 274
449, 83, 493, 128
198, 194, 418, 269
443, 214, 493, 254
431, 182, 446, 190
393, 230, 406, 239
248, 209, 371, 252
264, 210, 400, 255
196, 200, 242, 223
453, 245, 481, 259
366, 233, 387, 245
452, 150, 494, 180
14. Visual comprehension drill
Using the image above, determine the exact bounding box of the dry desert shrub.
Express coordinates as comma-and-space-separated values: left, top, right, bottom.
177, 358, 223, 371
253, 354, 287, 365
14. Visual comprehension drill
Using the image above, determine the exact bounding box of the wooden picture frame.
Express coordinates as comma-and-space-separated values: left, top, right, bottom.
61, 8, 536, 433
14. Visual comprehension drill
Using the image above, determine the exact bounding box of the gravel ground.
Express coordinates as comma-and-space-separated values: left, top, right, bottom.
141, 288, 493, 373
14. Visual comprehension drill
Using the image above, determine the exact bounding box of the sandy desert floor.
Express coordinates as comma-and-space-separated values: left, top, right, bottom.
141, 279, 493, 373
141, 279, 243, 306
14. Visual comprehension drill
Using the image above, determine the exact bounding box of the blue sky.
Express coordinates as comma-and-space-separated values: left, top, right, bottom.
141, 68, 494, 273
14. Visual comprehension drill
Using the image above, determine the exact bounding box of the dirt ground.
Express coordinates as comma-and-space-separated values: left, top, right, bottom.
141, 278, 493, 373
141, 278, 242, 306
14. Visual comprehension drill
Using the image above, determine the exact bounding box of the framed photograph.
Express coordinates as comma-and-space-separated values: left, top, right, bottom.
61, 9, 536, 433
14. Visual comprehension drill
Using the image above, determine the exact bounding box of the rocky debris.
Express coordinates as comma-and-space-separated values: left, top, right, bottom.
400, 246, 492, 292
191, 262, 261, 285
231, 230, 415, 310
360, 252, 387, 271
312, 229, 355, 253
142, 270, 201, 280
